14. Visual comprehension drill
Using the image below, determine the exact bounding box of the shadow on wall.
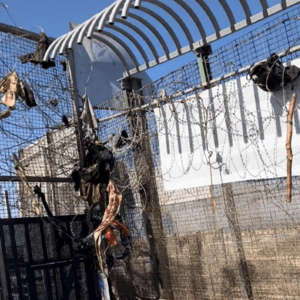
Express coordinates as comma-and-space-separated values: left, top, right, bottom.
270, 80, 300, 137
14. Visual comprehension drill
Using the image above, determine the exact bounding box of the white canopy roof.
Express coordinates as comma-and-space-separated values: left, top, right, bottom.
44, 0, 300, 77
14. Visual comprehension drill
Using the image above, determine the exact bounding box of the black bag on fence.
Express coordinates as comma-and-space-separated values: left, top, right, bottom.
248, 53, 300, 92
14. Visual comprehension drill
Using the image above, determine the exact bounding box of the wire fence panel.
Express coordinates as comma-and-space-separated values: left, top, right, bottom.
2, 4, 300, 300
93, 5, 300, 299
0, 215, 99, 300
0, 28, 86, 219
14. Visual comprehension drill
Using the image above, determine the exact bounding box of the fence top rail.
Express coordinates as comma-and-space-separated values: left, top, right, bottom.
97, 43, 300, 123
0, 176, 73, 183
0, 22, 55, 42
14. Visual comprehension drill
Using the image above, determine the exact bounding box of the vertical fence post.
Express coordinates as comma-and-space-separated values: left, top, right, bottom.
223, 183, 253, 299
0, 237, 8, 300
0, 191, 9, 299
121, 77, 174, 299
194, 45, 212, 88
66, 49, 110, 299
4, 191, 11, 220
66, 49, 85, 167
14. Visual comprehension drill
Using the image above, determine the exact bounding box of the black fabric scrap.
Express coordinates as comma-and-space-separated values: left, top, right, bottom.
19, 32, 55, 69
71, 144, 114, 190
20, 85, 37, 107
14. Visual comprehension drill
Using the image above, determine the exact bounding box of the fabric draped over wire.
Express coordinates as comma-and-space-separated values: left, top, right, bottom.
0, 71, 36, 120
94, 180, 129, 271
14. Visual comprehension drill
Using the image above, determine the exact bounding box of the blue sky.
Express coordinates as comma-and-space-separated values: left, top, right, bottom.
0, 1, 113, 38
0, 0, 297, 80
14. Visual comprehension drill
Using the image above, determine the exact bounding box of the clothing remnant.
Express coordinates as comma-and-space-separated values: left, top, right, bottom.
59, 60, 67, 71
103, 219, 130, 246
80, 95, 98, 133
49, 99, 58, 107
33, 185, 53, 217
12, 153, 40, 215
0, 71, 36, 113
71, 143, 114, 189
248, 53, 300, 92
0, 110, 11, 120
62, 115, 69, 127
19, 32, 55, 69
79, 179, 106, 204
115, 130, 129, 148
94, 180, 129, 271
0, 71, 22, 109
20, 85, 37, 107
70, 136, 129, 271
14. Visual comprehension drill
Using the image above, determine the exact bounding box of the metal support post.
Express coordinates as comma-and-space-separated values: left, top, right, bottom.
66, 49, 85, 167
121, 77, 174, 299
67, 49, 110, 299
223, 183, 253, 300
4, 191, 11, 220
194, 45, 212, 88
0, 237, 8, 300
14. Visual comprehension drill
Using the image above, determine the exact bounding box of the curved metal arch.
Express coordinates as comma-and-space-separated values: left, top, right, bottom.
120, 0, 145, 17
174, 0, 207, 41
90, 33, 131, 73
139, 6, 182, 50
47, 34, 67, 60
44, 0, 300, 76
195, 0, 221, 35
106, 24, 150, 65
109, 0, 126, 24
218, 0, 236, 25
260, 0, 269, 17
98, 1, 121, 31
121, 0, 132, 18
116, 18, 159, 60
127, 12, 170, 57
81, 10, 107, 42
71, 4, 159, 64
143, 0, 194, 46
87, 2, 117, 37
69, 24, 88, 48
122, 0, 206, 44
239, 0, 252, 22
66, 18, 98, 53
99, 30, 140, 68
120, 1, 184, 51
134, 0, 142, 8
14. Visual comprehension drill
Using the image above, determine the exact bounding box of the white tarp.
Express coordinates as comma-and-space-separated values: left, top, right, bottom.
155, 59, 300, 190
70, 23, 151, 106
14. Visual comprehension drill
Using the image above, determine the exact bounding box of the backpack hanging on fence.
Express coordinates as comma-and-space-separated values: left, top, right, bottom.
248, 53, 300, 92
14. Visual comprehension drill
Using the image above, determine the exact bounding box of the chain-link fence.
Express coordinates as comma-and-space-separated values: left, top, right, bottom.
93, 6, 300, 300
0, 25, 86, 219
2, 4, 300, 300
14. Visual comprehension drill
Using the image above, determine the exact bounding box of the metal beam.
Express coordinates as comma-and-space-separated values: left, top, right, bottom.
0, 176, 73, 183
42, 0, 300, 75
0, 22, 55, 42
116, 18, 160, 61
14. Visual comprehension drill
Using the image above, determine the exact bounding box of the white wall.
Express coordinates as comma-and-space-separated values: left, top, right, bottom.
155, 58, 300, 190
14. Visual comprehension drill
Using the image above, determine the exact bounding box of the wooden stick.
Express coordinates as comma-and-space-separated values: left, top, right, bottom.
286, 93, 297, 203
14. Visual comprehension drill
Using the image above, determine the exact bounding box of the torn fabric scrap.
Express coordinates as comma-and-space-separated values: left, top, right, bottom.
0, 71, 36, 114
80, 95, 98, 132
19, 31, 55, 69
94, 180, 129, 271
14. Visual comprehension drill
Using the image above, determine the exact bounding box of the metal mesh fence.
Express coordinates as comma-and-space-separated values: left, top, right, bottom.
0, 27, 87, 219
0, 215, 100, 300
91, 5, 300, 300
2, 4, 300, 300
